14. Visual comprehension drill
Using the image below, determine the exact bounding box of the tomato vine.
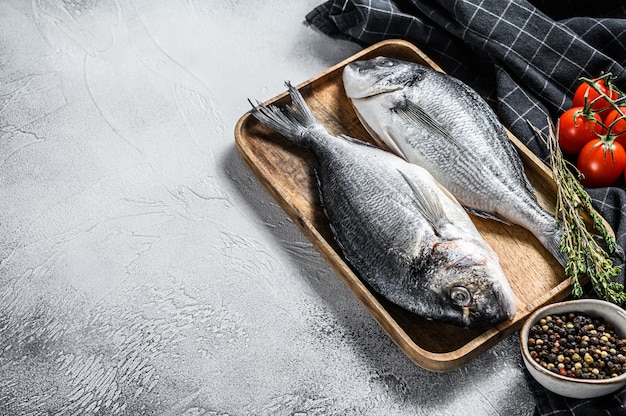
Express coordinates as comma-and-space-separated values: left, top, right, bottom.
557, 73, 626, 188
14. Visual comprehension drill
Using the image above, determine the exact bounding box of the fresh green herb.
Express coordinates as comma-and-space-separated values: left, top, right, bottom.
531, 121, 625, 304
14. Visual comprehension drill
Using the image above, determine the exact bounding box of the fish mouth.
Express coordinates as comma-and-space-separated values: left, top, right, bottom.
461, 307, 472, 327
365, 84, 404, 98
343, 63, 413, 99
495, 283, 517, 321
363, 72, 422, 99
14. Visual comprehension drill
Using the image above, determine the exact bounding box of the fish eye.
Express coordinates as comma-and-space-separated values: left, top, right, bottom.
450, 287, 472, 307
376, 58, 394, 67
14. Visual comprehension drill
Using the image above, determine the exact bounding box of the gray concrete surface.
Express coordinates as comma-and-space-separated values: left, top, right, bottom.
0, 1, 536, 415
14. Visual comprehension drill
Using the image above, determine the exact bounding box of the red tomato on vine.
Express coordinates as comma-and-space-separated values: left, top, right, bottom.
577, 139, 626, 187
557, 107, 603, 154
573, 78, 619, 120
604, 106, 626, 148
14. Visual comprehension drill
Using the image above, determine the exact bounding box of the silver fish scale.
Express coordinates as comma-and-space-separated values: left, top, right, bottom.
409, 78, 552, 229
309, 134, 488, 318
403, 83, 533, 214
312, 136, 434, 281
344, 58, 565, 266
251, 82, 517, 326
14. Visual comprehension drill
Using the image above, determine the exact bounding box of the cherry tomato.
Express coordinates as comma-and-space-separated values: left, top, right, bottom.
573, 78, 619, 120
557, 107, 603, 154
604, 106, 626, 148
577, 139, 626, 187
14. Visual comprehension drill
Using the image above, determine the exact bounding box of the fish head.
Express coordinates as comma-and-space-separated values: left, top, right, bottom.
342, 57, 427, 99
417, 241, 517, 328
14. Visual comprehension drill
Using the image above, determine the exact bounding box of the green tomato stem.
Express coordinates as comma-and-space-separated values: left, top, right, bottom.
578, 74, 626, 143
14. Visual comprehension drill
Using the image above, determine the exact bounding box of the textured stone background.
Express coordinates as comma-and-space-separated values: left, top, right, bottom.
0, 1, 535, 415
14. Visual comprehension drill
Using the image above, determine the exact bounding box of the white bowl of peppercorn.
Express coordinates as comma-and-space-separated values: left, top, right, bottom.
520, 299, 626, 398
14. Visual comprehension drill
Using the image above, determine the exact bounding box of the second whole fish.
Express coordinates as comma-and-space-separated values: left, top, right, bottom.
342, 57, 567, 267
250, 82, 516, 328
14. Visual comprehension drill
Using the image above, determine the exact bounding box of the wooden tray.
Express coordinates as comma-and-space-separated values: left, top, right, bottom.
234, 39, 578, 371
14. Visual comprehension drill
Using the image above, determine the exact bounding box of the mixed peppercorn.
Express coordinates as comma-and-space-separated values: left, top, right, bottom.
527, 312, 626, 380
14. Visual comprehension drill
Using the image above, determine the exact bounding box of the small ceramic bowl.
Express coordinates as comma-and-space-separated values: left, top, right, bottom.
520, 299, 626, 399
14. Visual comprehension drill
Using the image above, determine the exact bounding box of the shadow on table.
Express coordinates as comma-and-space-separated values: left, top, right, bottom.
222, 143, 532, 413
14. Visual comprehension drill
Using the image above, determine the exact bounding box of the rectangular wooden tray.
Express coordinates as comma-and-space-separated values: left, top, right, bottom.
234, 39, 576, 371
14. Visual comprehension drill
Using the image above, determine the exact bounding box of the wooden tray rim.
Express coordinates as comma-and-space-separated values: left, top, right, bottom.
234, 39, 574, 371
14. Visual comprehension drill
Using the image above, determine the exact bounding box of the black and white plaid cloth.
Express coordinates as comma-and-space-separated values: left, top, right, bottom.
306, 1, 626, 414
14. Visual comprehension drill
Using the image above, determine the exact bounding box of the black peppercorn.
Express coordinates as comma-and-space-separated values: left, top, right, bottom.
527, 312, 626, 380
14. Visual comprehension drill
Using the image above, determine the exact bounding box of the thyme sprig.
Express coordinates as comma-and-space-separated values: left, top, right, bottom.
532, 121, 625, 304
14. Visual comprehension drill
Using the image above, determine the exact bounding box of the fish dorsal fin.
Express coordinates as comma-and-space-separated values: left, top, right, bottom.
391, 97, 470, 156
397, 169, 450, 236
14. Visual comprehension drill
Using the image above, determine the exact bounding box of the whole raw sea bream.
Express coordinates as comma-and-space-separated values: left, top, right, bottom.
343, 57, 567, 267
250, 82, 516, 328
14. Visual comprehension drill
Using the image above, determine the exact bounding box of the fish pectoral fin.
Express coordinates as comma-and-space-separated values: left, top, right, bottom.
391, 97, 467, 154
391, 97, 453, 139
464, 207, 511, 225
397, 169, 450, 236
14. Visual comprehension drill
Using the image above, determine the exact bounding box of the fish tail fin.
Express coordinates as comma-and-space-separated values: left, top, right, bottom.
284, 81, 319, 128
249, 81, 325, 147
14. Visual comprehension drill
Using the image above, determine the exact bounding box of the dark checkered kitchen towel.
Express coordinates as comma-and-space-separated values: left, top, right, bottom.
306, 0, 626, 414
